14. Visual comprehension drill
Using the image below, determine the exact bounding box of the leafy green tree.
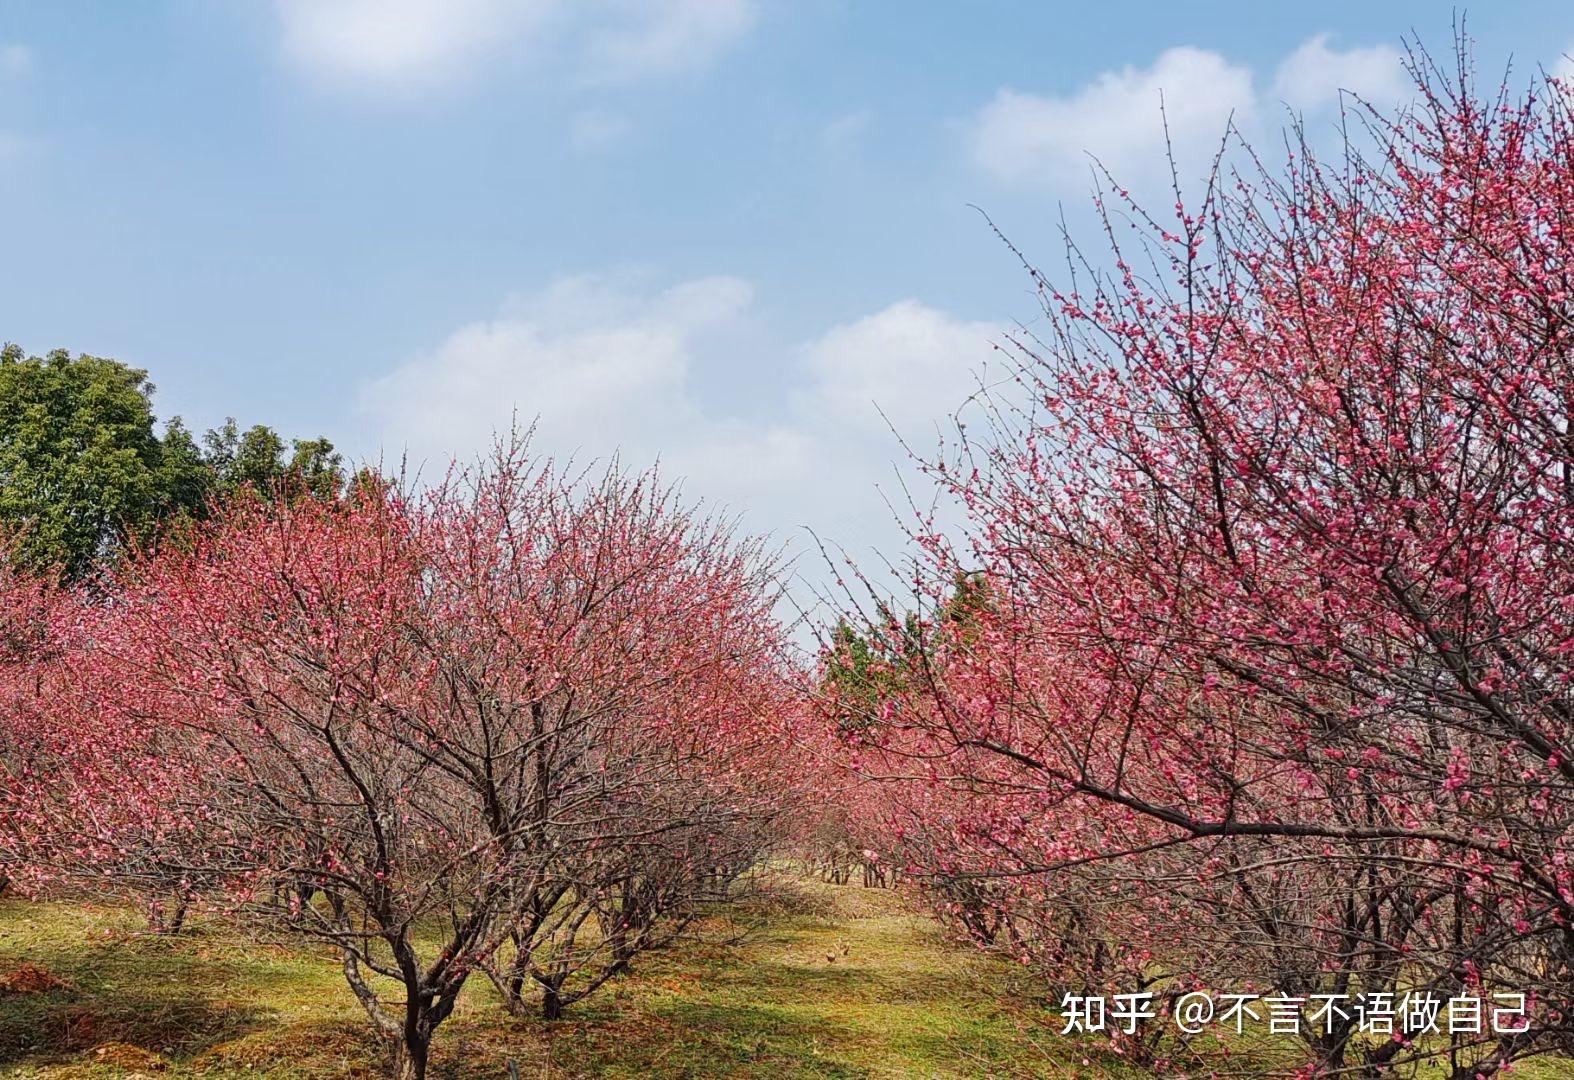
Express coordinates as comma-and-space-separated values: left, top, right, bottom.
821, 573, 991, 733
0, 344, 346, 578
157, 418, 214, 520
202, 420, 343, 502
0, 346, 169, 578
283, 436, 344, 501
203, 419, 283, 494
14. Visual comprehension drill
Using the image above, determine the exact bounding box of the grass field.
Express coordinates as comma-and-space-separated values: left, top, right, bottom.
3, 880, 1570, 1079
0, 878, 1139, 1079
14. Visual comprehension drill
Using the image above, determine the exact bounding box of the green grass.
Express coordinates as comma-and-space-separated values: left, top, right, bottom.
0, 879, 1138, 1079
6, 882, 1567, 1079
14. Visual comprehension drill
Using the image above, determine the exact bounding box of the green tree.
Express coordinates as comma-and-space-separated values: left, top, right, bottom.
822, 573, 991, 733
283, 436, 344, 501
157, 418, 214, 519
0, 345, 347, 578
202, 421, 343, 502
0, 345, 169, 578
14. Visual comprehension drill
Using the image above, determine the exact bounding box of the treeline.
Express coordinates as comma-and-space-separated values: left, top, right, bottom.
0, 343, 345, 579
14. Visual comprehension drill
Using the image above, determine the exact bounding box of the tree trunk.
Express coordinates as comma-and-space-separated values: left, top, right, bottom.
503, 971, 529, 1016
541, 984, 564, 1020
146, 893, 190, 935
392, 1032, 429, 1080
394, 978, 458, 1080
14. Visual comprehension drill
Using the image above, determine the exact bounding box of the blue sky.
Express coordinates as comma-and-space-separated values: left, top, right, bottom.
1, 1, 1570, 597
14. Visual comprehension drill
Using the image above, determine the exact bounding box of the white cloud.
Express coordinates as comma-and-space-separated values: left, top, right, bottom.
273, 0, 754, 93
275, 0, 542, 90
968, 35, 1415, 190
582, 0, 755, 85
360, 275, 750, 465
969, 46, 1254, 186
799, 300, 995, 437
1271, 34, 1407, 111
358, 277, 998, 588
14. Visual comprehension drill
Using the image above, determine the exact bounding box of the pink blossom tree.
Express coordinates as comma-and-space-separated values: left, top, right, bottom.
10, 446, 798, 1079
0, 539, 59, 899
832, 46, 1574, 1076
